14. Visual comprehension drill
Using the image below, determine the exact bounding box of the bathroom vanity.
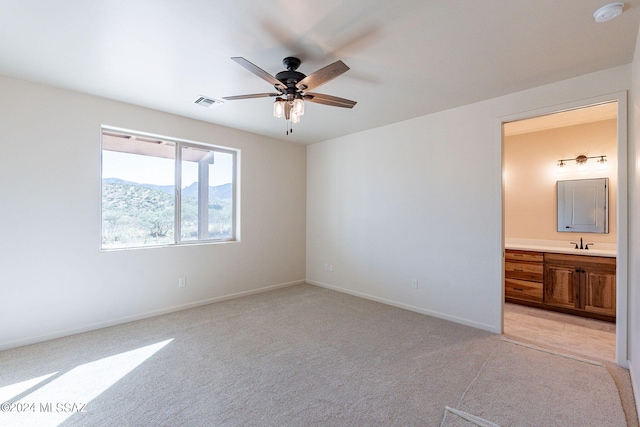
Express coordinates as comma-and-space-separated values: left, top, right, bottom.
505, 248, 616, 322
504, 176, 616, 321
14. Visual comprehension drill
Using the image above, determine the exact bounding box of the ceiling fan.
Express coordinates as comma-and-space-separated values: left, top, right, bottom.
223, 56, 357, 134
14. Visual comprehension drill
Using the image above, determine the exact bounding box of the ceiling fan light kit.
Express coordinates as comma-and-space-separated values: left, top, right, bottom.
224, 56, 356, 135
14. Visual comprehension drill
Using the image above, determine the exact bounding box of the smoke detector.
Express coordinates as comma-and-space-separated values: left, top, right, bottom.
594, 2, 624, 23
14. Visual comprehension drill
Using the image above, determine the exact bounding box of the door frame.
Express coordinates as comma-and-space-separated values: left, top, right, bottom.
497, 91, 628, 368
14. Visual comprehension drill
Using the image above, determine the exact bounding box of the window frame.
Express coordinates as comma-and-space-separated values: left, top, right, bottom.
100, 126, 239, 251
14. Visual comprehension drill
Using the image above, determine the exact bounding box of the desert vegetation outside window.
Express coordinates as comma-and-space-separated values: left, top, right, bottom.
101, 128, 237, 249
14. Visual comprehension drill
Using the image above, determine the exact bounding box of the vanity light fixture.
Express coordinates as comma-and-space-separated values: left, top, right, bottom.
557, 154, 607, 170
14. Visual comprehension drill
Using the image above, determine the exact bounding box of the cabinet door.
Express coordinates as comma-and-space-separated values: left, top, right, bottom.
583, 268, 616, 316
545, 264, 578, 309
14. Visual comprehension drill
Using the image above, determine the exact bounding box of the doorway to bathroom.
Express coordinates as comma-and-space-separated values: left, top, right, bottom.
500, 95, 628, 366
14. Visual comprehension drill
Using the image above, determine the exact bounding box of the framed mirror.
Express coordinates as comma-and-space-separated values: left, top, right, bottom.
557, 178, 608, 233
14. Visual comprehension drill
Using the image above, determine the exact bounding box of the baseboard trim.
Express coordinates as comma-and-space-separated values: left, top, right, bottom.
0, 279, 305, 351
630, 360, 640, 423
307, 280, 498, 333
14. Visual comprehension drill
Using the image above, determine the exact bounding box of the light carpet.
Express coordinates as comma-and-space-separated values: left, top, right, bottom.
0, 284, 632, 426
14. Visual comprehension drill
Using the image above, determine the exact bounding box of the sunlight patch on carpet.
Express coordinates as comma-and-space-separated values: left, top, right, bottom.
0, 372, 58, 404
0, 339, 172, 427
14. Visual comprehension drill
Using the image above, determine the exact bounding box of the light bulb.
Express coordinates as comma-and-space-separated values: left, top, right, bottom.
575, 155, 588, 172
273, 98, 285, 118
293, 98, 304, 116
557, 160, 567, 174
597, 156, 608, 170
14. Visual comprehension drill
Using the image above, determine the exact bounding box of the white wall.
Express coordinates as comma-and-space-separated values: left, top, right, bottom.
0, 74, 307, 350
629, 25, 640, 414
307, 65, 630, 333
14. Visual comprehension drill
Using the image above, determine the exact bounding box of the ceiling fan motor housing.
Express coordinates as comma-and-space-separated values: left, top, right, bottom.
275, 70, 306, 92
276, 57, 306, 96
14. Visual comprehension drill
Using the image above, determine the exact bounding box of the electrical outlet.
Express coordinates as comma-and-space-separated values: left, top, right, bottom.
323, 263, 329, 271
178, 277, 186, 288
411, 279, 418, 289
329, 264, 334, 272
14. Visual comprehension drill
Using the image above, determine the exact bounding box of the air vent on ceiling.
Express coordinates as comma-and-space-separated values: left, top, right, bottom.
194, 96, 223, 108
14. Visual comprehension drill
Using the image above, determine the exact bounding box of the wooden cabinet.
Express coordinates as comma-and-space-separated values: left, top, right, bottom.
504, 250, 543, 303
505, 250, 616, 322
544, 253, 616, 319
545, 263, 578, 309
583, 269, 616, 316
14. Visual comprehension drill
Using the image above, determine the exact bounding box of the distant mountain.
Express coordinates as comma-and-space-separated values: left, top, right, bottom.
181, 182, 232, 200
102, 179, 233, 247
103, 178, 232, 201
103, 178, 174, 195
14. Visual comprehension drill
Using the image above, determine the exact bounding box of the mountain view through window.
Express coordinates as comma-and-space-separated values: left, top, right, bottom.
101, 130, 236, 249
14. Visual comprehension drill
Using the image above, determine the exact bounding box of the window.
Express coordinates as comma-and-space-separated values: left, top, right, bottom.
101, 128, 237, 249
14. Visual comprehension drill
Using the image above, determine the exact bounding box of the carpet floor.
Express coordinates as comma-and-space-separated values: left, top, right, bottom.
0, 284, 633, 426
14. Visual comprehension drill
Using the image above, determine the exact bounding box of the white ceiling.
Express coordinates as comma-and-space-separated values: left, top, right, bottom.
0, 1, 638, 144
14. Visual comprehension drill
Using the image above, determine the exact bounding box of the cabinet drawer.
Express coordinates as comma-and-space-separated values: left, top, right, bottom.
505, 261, 543, 282
505, 250, 543, 263
505, 278, 543, 302
544, 252, 616, 269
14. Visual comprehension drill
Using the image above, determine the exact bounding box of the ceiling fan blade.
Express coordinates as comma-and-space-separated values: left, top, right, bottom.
296, 60, 350, 92
231, 57, 286, 91
222, 93, 280, 101
305, 92, 357, 108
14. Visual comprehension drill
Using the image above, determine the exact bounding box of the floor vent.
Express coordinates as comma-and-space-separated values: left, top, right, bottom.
194, 96, 223, 107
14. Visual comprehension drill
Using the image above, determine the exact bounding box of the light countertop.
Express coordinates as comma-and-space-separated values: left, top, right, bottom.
505, 239, 616, 258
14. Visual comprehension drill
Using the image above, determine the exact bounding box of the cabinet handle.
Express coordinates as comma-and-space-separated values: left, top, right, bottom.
513, 268, 523, 272
513, 288, 524, 291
